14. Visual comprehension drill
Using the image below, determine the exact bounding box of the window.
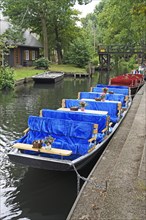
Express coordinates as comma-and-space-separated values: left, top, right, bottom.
25, 50, 29, 60
32, 50, 36, 60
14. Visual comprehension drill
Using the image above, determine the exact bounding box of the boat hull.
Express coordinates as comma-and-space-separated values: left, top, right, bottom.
130, 83, 144, 96
109, 74, 145, 96
8, 140, 107, 171
8, 103, 130, 172
8, 75, 133, 172
8, 150, 72, 171
32, 72, 64, 84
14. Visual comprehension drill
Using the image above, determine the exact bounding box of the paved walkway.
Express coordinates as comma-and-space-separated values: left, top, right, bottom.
67, 84, 146, 220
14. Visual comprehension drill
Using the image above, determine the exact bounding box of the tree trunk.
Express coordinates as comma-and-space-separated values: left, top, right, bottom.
40, 15, 48, 59
56, 44, 63, 64
54, 26, 63, 64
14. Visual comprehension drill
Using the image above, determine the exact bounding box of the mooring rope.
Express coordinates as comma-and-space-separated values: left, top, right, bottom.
72, 163, 107, 195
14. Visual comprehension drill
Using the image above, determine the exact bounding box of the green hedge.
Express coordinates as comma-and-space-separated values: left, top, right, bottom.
0, 67, 15, 90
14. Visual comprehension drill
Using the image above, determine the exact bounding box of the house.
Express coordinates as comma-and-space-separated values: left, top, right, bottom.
0, 16, 43, 67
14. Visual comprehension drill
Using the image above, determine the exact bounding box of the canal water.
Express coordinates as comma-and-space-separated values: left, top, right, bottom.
0, 72, 110, 220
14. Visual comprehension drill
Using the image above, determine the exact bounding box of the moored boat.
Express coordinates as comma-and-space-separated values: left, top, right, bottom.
8, 81, 132, 172
32, 71, 64, 83
109, 73, 145, 96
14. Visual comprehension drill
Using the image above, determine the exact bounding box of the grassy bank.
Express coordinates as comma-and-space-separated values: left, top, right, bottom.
14, 64, 86, 80
50, 64, 86, 73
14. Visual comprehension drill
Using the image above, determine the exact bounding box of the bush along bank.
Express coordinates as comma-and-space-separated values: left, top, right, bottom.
0, 67, 15, 90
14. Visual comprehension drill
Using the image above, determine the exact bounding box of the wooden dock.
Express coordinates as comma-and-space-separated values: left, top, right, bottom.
64, 72, 91, 78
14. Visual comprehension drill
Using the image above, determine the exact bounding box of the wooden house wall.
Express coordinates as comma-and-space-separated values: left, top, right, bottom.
13, 47, 21, 66
22, 47, 39, 67
5, 47, 40, 67
6, 50, 14, 66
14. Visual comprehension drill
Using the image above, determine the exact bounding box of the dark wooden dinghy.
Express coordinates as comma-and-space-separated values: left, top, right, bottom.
32, 71, 64, 83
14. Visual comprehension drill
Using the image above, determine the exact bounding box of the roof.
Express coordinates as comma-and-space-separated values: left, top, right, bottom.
19, 29, 43, 48
0, 17, 43, 48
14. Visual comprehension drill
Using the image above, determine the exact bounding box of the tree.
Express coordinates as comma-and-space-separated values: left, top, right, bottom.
0, 0, 93, 62
45, 1, 80, 63
96, 0, 146, 45
81, 0, 106, 52
132, 1, 146, 16
1, 0, 51, 58
3, 25, 25, 45
63, 36, 91, 67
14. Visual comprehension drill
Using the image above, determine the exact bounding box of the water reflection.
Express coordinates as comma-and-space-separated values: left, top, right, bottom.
11, 169, 77, 220
0, 73, 110, 220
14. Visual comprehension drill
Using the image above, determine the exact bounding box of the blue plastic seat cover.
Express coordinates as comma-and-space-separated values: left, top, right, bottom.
79, 92, 125, 107
92, 87, 129, 95
64, 99, 119, 123
17, 116, 96, 155
41, 109, 107, 133
96, 84, 129, 89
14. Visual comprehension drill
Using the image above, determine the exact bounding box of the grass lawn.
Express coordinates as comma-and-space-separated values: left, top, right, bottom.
14, 64, 86, 80
13, 67, 43, 80
50, 64, 86, 73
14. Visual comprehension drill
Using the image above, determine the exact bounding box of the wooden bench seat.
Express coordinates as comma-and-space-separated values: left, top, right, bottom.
13, 143, 72, 156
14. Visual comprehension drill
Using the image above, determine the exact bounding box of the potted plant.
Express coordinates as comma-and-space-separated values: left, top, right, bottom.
100, 87, 108, 101
100, 93, 106, 101
95, 97, 102, 101
109, 91, 114, 94
43, 136, 55, 149
79, 101, 87, 111
102, 87, 108, 94
32, 139, 43, 149
70, 106, 79, 111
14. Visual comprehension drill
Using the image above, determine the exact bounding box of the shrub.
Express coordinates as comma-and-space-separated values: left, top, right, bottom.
118, 55, 137, 73
91, 57, 99, 66
0, 66, 15, 90
34, 57, 50, 69
63, 38, 90, 68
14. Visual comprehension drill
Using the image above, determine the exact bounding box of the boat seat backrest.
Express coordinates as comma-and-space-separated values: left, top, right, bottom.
28, 116, 95, 140
91, 87, 129, 95
17, 116, 98, 156
96, 84, 129, 89
41, 109, 107, 133
79, 92, 100, 100
79, 92, 126, 106
62, 99, 121, 123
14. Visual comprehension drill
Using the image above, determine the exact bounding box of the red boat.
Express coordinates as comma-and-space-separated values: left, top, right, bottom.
109, 73, 145, 95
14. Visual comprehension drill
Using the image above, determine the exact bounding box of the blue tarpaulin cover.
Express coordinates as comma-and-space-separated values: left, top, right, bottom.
64, 99, 119, 123
41, 109, 107, 133
17, 116, 97, 156
79, 92, 126, 107
96, 84, 129, 89
92, 87, 129, 95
